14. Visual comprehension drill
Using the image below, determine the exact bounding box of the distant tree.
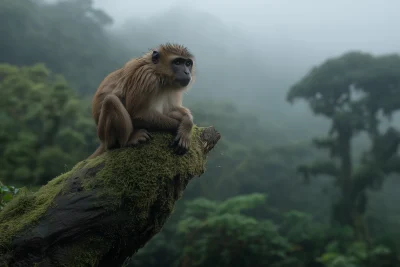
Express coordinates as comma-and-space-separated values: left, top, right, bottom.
127, 192, 399, 267
0, 63, 97, 186
129, 194, 298, 267
0, 0, 126, 94
287, 51, 400, 240
183, 101, 334, 219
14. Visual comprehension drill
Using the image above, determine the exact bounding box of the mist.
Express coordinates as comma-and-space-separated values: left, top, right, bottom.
91, 0, 400, 141
95, 0, 400, 57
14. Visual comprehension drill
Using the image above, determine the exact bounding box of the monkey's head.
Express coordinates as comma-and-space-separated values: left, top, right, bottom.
150, 43, 195, 89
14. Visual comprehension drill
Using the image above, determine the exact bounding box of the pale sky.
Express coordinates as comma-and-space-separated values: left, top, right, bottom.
94, 0, 400, 54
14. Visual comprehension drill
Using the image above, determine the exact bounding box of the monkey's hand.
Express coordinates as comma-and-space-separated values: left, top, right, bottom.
127, 129, 152, 146
167, 110, 185, 122
167, 107, 193, 122
170, 115, 194, 155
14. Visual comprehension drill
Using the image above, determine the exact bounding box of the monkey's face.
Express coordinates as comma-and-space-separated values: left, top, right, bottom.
151, 50, 194, 89
170, 57, 193, 87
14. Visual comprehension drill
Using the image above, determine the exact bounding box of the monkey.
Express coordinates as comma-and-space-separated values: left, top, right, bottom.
88, 43, 195, 159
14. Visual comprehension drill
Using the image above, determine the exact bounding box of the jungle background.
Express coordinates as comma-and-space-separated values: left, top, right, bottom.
1, 0, 400, 266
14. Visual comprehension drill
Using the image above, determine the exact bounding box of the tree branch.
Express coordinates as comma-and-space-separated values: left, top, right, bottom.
0, 126, 221, 267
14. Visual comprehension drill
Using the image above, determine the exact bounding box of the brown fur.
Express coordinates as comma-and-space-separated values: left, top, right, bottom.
88, 43, 195, 159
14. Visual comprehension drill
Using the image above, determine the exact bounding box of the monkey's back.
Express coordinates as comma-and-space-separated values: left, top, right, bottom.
92, 68, 124, 125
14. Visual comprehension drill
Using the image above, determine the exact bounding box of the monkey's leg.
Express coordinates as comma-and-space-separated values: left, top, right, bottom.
97, 94, 133, 150
132, 110, 181, 132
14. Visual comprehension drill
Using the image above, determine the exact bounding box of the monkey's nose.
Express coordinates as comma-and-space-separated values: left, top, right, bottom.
184, 70, 189, 75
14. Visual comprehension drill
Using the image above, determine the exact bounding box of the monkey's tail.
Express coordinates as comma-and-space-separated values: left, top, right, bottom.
87, 144, 105, 159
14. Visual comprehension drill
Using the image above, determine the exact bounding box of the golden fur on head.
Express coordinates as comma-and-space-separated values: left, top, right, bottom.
151, 43, 195, 79
157, 43, 194, 58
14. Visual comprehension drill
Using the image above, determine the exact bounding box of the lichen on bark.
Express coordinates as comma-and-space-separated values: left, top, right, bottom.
0, 125, 220, 267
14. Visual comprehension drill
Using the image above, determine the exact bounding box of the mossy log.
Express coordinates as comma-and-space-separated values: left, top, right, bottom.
0, 126, 221, 267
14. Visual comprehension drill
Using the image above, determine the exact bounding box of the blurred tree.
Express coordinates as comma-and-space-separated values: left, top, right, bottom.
287, 51, 400, 241
127, 193, 400, 267
183, 101, 332, 222
129, 194, 298, 267
0, 0, 126, 94
0, 63, 97, 186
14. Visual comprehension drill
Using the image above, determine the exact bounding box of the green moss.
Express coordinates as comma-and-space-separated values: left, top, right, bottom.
0, 171, 71, 250
57, 236, 109, 267
89, 127, 205, 230
0, 157, 94, 254
83, 126, 205, 207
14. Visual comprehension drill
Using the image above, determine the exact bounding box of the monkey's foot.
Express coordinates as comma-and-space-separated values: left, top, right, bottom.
170, 133, 191, 155
128, 129, 152, 146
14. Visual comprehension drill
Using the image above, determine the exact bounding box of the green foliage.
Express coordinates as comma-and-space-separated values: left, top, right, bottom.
187, 101, 324, 214
130, 194, 297, 267
128, 194, 400, 267
0, 0, 126, 93
287, 51, 400, 237
0, 182, 19, 210
176, 194, 294, 267
287, 51, 375, 117
0, 63, 97, 186
317, 241, 396, 267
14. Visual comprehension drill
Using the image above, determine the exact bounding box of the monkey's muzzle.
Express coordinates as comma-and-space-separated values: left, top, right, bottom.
176, 77, 191, 87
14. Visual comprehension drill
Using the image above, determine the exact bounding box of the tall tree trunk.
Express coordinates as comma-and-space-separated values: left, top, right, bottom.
335, 133, 369, 241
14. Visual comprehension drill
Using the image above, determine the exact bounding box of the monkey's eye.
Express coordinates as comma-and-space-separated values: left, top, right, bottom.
185, 60, 192, 67
174, 58, 184, 65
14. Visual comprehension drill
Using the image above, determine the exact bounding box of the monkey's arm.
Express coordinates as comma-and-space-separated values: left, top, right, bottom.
167, 106, 193, 122
132, 110, 181, 132
166, 107, 194, 154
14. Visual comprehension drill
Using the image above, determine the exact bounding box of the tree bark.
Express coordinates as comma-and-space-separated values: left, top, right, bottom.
0, 126, 221, 267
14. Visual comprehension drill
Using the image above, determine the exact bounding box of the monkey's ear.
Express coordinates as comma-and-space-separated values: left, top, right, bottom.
152, 51, 160, 64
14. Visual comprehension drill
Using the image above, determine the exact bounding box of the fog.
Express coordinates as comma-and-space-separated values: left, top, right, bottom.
95, 0, 400, 55
90, 0, 400, 140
